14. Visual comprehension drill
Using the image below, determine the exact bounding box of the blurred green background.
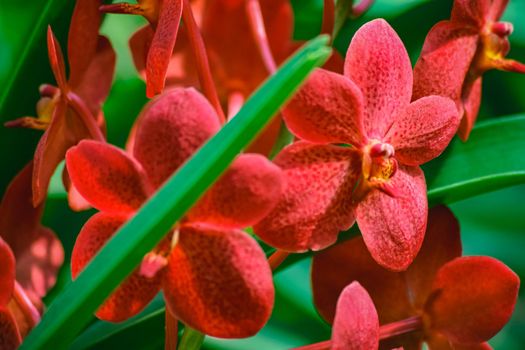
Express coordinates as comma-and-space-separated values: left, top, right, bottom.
0, 0, 524, 348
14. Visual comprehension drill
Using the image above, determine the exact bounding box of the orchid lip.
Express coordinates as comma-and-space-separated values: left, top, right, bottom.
491, 21, 514, 37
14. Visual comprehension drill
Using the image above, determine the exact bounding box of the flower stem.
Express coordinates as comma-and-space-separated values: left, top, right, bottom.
66, 91, 105, 142
164, 306, 178, 350
13, 282, 40, 328
321, 0, 335, 38
179, 325, 205, 350
181, 0, 225, 124
246, 0, 277, 74
268, 249, 290, 271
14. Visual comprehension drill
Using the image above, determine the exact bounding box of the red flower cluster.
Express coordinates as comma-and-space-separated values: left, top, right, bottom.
0, 0, 522, 348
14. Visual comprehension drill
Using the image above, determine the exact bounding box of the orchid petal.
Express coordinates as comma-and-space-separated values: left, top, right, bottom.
71, 213, 162, 322
187, 154, 283, 229
0, 308, 21, 349
332, 282, 379, 350
312, 237, 413, 325
488, 0, 509, 21
386, 96, 459, 166
283, 68, 365, 146
129, 26, 154, 82
254, 142, 360, 252
46, 26, 67, 92
0, 239, 15, 306
451, 0, 491, 27
344, 19, 412, 139
356, 165, 427, 271
457, 77, 482, 141
425, 256, 519, 344
413, 21, 478, 105
132, 88, 220, 188
163, 223, 274, 337
66, 140, 151, 213
67, 0, 103, 86
146, 0, 183, 97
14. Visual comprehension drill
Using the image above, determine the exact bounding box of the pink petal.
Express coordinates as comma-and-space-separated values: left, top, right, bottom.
132, 88, 220, 188
283, 68, 365, 146
344, 19, 412, 139
488, 0, 509, 21
451, 0, 491, 27
145, 0, 183, 97
0, 308, 21, 349
70, 36, 116, 118
253, 142, 360, 252
67, 0, 103, 86
332, 282, 379, 350
0, 238, 15, 306
71, 213, 162, 322
312, 237, 413, 325
412, 21, 478, 105
425, 256, 519, 344
66, 140, 151, 213
386, 96, 459, 166
163, 223, 274, 337
403, 206, 462, 309
457, 77, 482, 141
356, 165, 427, 271
187, 154, 283, 229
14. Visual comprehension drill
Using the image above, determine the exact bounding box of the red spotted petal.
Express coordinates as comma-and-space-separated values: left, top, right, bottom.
71, 213, 162, 322
312, 237, 413, 325
356, 165, 427, 271
46, 26, 67, 92
145, 0, 183, 97
425, 256, 519, 345
458, 77, 482, 141
132, 88, 220, 188
66, 140, 151, 213
332, 282, 379, 350
451, 0, 491, 27
0, 238, 15, 306
386, 96, 459, 166
163, 223, 274, 337
130, 26, 154, 81
451, 342, 493, 350
67, 0, 103, 86
254, 142, 360, 252
70, 36, 116, 118
413, 21, 479, 105
187, 154, 283, 229
488, 0, 509, 21
0, 163, 64, 301
0, 308, 21, 350
283, 69, 365, 146
344, 19, 412, 139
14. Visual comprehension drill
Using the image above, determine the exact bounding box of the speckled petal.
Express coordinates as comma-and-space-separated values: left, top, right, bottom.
0, 308, 21, 350
356, 165, 427, 271
163, 223, 274, 337
66, 140, 151, 213
450, 0, 491, 27
254, 142, 360, 252
283, 68, 365, 146
0, 238, 15, 306
344, 19, 412, 139
132, 88, 220, 188
188, 154, 283, 229
71, 213, 162, 322
386, 96, 459, 166
332, 282, 379, 350
457, 77, 482, 141
425, 256, 519, 345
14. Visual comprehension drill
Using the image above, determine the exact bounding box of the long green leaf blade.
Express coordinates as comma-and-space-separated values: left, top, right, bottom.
20, 35, 331, 350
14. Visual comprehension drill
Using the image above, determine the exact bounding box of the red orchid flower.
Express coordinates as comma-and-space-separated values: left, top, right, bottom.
65, 88, 283, 337
253, 19, 460, 271
5, 0, 116, 210
413, 0, 525, 141
308, 206, 519, 349
101, 0, 183, 98
0, 163, 64, 349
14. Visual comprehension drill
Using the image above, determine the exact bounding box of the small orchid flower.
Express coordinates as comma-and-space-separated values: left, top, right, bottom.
413, 0, 525, 140
101, 0, 183, 97
254, 19, 459, 271
0, 164, 64, 349
5, 0, 116, 209
308, 206, 519, 349
65, 88, 283, 337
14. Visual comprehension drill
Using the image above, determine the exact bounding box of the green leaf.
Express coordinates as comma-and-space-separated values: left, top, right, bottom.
425, 115, 525, 205
20, 35, 332, 350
